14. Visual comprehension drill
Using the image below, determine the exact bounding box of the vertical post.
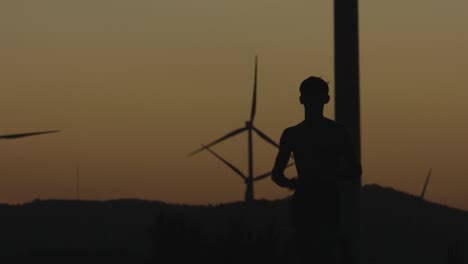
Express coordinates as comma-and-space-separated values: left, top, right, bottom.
334, 0, 361, 263
334, 0, 361, 153
246, 124, 254, 203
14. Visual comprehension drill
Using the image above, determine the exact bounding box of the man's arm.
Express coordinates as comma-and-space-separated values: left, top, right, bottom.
271, 129, 296, 189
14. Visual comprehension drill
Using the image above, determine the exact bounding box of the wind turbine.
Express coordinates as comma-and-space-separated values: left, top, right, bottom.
188, 56, 294, 203
420, 168, 432, 200
0, 130, 60, 140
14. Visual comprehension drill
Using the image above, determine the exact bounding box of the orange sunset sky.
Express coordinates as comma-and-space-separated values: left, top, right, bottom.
1, 1, 467, 210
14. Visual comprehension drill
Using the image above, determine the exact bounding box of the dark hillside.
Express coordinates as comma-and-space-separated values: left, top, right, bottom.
0, 185, 467, 263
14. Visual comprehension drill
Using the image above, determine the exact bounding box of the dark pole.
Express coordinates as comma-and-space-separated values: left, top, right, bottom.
334, 0, 361, 156
334, 0, 361, 263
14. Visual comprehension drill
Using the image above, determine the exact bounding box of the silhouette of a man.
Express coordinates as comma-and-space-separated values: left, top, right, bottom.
271, 76, 362, 263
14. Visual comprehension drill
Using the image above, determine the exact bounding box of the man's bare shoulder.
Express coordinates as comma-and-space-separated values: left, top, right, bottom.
281, 118, 348, 137
288, 118, 346, 130
282, 121, 305, 134
278, 122, 304, 143
322, 117, 347, 130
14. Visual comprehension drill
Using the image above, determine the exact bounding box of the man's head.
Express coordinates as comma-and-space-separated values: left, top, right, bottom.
299, 76, 330, 106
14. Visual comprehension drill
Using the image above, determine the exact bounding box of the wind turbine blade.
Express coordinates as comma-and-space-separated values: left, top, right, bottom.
201, 145, 246, 180
254, 162, 296, 181
250, 55, 258, 122
421, 168, 432, 199
252, 126, 279, 149
188, 127, 247, 156
0, 130, 61, 140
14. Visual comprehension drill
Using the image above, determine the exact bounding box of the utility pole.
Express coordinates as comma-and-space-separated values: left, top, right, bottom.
334, 1, 361, 263
334, 0, 361, 155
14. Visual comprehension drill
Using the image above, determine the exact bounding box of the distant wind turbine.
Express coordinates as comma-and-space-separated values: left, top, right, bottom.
76, 162, 80, 201
420, 168, 432, 200
188, 56, 294, 203
0, 130, 61, 140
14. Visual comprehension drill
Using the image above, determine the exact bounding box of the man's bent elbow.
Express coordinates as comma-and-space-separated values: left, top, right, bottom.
271, 171, 289, 188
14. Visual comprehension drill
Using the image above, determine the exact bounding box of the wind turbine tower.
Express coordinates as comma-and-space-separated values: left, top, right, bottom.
76, 162, 81, 201
189, 56, 293, 203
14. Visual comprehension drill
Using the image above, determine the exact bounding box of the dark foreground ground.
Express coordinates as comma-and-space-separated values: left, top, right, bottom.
1, 184, 467, 264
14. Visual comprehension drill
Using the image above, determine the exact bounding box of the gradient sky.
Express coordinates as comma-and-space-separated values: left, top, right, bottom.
1, 1, 467, 210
